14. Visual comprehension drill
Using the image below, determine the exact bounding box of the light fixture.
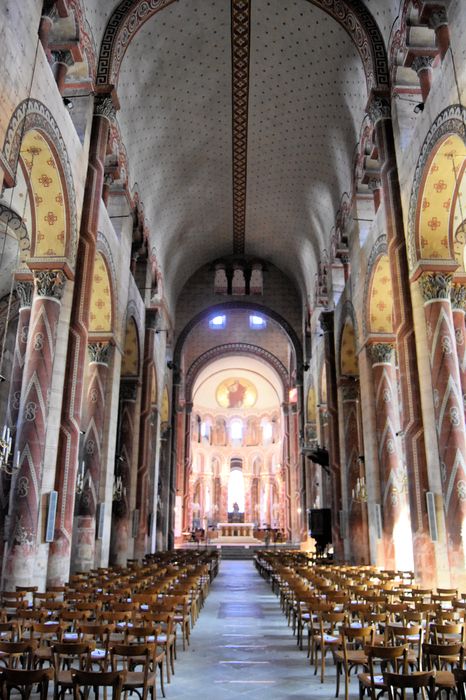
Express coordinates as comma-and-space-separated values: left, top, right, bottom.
76, 461, 85, 496
112, 474, 126, 502
0, 427, 18, 476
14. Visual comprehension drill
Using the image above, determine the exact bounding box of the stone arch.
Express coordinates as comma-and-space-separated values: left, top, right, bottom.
2, 99, 78, 268
174, 301, 302, 380
96, 0, 388, 91
184, 343, 289, 405
408, 105, 466, 275
364, 236, 396, 341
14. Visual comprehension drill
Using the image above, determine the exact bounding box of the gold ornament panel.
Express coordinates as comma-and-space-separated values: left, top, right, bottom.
369, 254, 394, 334
307, 386, 316, 422
216, 377, 257, 409
419, 134, 464, 261
20, 130, 66, 258
161, 385, 169, 423
122, 316, 139, 376
340, 322, 358, 376
89, 252, 112, 333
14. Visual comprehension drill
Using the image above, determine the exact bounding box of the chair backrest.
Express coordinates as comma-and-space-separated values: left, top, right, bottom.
422, 641, 463, 671
384, 671, 435, 700
0, 640, 38, 669
72, 669, 124, 700
0, 667, 53, 700
52, 642, 93, 672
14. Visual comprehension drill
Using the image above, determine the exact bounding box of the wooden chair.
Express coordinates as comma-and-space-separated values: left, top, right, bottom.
384, 670, 435, 700
358, 644, 408, 700
51, 641, 93, 700
0, 666, 53, 700
141, 611, 176, 683
71, 669, 124, 700
333, 624, 374, 700
315, 611, 346, 683
126, 625, 166, 698
110, 643, 158, 700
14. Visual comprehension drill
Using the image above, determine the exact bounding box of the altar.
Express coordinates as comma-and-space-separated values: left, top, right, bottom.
217, 522, 255, 538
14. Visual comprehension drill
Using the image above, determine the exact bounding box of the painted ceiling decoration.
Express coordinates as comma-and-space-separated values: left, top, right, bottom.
231, 0, 251, 254
369, 254, 394, 335
89, 252, 113, 334
340, 321, 359, 377
88, 0, 389, 303
216, 376, 257, 409
121, 316, 139, 376
20, 130, 67, 260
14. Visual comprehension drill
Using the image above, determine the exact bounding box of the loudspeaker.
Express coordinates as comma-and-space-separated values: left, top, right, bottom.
308, 508, 332, 544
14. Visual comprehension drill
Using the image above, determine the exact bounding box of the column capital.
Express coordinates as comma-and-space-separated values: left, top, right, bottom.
368, 176, 382, 192
419, 272, 453, 302
411, 56, 434, 74
51, 49, 74, 67
16, 281, 34, 308
429, 8, 448, 29
34, 269, 66, 300
369, 343, 395, 365
88, 341, 111, 365
367, 92, 391, 125
94, 95, 117, 122
451, 284, 466, 312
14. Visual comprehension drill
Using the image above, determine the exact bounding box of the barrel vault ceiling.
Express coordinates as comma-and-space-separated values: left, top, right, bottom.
81, 0, 401, 307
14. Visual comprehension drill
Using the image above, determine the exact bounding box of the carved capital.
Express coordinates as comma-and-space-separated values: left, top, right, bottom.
419, 272, 453, 302
411, 56, 434, 74
88, 342, 111, 364
368, 176, 382, 192
451, 284, 466, 311
430, 8, 448, 29
367, 95, 391, 125
51, 49, 74, 67
369, 343, 395, 365
34, 269, 66, 299
16, 281, 34, 308
94, 96, 116, 122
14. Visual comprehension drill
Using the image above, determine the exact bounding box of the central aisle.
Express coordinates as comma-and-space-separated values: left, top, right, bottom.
168, 558, 340, 699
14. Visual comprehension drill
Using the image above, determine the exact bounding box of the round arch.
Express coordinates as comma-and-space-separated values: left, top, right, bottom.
408, 105, 466, 275
96, 0, 388, 91
185, 343, 290, 404
2, 99, 78, 269
174, 301, 303, 380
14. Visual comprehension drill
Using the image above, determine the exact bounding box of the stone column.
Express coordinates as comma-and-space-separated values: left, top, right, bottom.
368, 94, 436, 584
72, 342, 111, 572
411, 56, 434, 102
109, 380, 137, 566
369, 343, 410, 570
451, 284, 466, 419
320, 310, 343, 557
3, 270, 66, 589
0, 282, 33, 555
47, 94, 116, 585
134, 310, 157, 559
419, 272, 466, 584
342, 383, 369, 564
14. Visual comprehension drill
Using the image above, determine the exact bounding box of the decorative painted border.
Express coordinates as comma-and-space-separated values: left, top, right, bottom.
231, 0, 250, 255
184, 342, 289, 403
2, 99, 78, 267
362, 234, 388, 339
407, 105, 466, 272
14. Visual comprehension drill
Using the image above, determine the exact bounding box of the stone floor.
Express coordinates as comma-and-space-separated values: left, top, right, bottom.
167, 559, 350, 700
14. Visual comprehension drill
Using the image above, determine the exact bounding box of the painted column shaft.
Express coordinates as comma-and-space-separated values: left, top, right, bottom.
420, 274, 466, 584
47, 98, 115, 585
72, 345, 109, 572
370, 99, 435, 583
4, 270, 65, 588
370, 344, 408, 570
